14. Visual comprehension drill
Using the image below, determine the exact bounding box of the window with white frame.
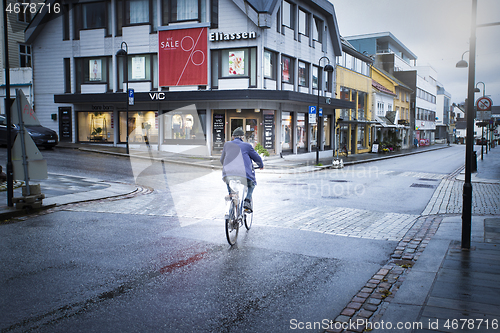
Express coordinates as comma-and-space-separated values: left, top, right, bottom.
264, 49, 277, 80
377, 101, 384, 116
298, 8, 309, 36
282, 0, 293, 29
312, 17, 322, 42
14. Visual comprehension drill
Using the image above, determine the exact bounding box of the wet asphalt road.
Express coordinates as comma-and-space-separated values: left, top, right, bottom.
0, 210, 393, 332
0, 146, 466, 332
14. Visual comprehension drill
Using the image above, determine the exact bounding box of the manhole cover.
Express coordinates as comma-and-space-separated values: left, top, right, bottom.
410, 183, 436, 189
418, 178, 439, 182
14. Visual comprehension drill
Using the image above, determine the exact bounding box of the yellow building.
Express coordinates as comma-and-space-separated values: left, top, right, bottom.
335, 39, 374, 155
371, 66, 413, 149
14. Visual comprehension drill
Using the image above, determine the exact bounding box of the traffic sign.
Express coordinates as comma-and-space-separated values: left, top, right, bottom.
476, 96, 492, 111
309, 106, 316, 124
128, 88, 135, 105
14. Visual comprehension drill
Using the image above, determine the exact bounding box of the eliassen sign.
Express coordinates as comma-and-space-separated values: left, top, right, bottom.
209, 31, 257, 42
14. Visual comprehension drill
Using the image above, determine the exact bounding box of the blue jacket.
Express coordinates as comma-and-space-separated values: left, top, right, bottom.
220, 138, 264, 184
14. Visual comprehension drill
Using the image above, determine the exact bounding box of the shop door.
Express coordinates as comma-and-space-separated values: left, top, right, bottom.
58, 107, 72, 141
230, 118, 258, 147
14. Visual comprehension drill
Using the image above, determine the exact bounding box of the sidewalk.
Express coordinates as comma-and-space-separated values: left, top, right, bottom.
328, 145, 500, 333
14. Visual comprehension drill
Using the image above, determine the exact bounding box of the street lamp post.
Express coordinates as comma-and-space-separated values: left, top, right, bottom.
475, 81, 486, 158
455, 0, 477, 250
116, 41, 129, 155
316, 56, 334, 166
3, 0, 13, 206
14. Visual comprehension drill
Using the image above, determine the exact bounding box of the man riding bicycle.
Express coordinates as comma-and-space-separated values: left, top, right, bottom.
220, 127, 264, 212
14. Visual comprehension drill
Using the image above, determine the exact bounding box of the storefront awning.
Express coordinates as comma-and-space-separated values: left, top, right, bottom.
54, 90, 356, 110
337, 119, 378, 125
374, 116, 398, 128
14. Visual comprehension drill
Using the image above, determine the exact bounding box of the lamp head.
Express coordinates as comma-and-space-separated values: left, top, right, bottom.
456, 59, 468, 68
323, 64, 334, 73
116, 49, 127, 56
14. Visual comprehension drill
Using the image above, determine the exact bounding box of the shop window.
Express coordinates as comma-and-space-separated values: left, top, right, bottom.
312, 17, 322, 42
120, 111, 159, 143
281, 55, 293, 84
163, 110, 206, 144
298, 61, 308, 87
281, 112, 293, 151
75, 57, 110, 92
78, 112, 114, 142
357, 126, 366, 149
162, 0, 206, 24
282, 0, 294, 30
296, 112, 306, 151
264, 49, 277, 80
298, 8, 309, 36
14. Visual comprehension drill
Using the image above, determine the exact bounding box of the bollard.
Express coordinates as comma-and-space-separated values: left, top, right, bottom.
472, 151, 477, 173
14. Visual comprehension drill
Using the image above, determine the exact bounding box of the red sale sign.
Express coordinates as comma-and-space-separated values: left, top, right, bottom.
158, 28, 208, 87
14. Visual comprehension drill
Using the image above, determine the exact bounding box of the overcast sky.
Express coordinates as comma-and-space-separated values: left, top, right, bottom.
330, 0, 500, 107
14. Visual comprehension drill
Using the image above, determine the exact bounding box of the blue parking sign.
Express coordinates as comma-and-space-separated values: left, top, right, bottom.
128, 88, 134, 105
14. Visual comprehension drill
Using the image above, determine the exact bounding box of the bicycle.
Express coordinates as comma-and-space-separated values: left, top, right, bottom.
224, 179, 253, 245
336, 144, 348, 157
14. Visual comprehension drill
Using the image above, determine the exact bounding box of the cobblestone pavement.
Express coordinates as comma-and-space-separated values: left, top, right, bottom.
422, 178, 500, 216
326, 216, 442, 333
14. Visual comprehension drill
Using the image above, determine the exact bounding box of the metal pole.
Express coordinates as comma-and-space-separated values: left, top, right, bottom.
3, 0, 13, 206
462, 0, 477, 250
125, 52, 129, 155
481, 125, 484, 160
316, 73, 320, 166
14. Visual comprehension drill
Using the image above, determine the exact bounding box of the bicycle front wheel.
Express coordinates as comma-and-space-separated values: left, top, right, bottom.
225, 202, 239, 245
244, 211, 253, 230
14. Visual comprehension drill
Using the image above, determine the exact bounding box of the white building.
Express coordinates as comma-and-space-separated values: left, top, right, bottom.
1, 0, 34, 114
25, 0, 355, 156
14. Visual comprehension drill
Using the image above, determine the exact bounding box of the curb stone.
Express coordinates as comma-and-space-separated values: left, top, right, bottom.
325, 216, 442, 333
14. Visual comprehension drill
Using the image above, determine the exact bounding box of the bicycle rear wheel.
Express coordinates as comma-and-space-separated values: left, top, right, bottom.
244, 211, 253, 230
225, 201, 239, 245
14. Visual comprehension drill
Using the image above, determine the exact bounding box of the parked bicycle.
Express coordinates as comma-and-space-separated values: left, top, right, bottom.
224, 179, 253, 245
336, 144, 348, 157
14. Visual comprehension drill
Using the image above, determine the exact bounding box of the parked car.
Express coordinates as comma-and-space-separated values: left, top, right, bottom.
476, 138, 488, 145
0, 115, 58, 149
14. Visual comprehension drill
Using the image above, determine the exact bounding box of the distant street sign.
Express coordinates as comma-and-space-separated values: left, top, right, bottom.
128, 89, 135, 106
309, 106, 316, 124
476, 96, 492, 111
